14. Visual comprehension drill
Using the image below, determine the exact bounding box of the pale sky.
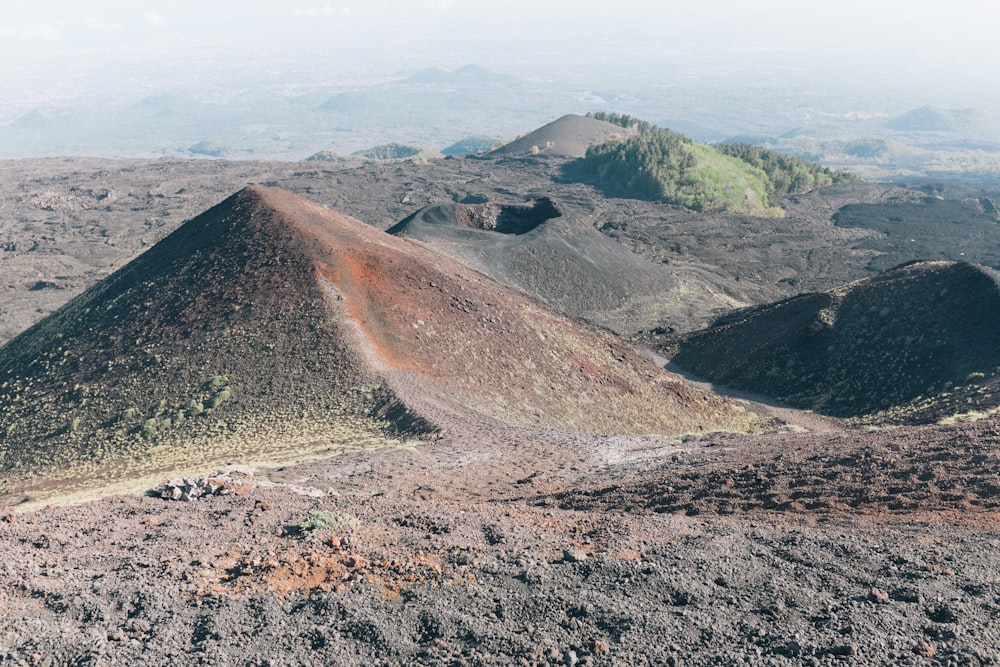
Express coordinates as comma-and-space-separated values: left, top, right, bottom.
2, 1, 999, 113
3, 1, 997, 70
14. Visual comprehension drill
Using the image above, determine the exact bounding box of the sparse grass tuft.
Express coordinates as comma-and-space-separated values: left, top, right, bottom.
140, 419, 159, 440
207, 375, 228, 391
299, 510, 360, 532
939, 409, 995, 425
207, 388, 231, 410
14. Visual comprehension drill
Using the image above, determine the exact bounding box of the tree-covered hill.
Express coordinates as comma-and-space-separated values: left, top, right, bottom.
581, 121, 857, 215
584, 112, 651, 133
716, 142, 859, 197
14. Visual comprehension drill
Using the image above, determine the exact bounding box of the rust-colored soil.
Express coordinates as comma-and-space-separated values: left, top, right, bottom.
210, 186, 767, 437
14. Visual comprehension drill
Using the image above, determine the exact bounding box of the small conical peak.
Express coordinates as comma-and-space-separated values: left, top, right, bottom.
489, 114, 639, 159
0, 186, 767, 505
228, 184, 391, 248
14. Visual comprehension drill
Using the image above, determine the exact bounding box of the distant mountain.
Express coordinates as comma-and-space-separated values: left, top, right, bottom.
132, 93, 204, 118
317, 92, 370, 114
0, 186, 763, 490
10, 108, 76, 131
404, 65, 516, 86
318, 66, 518, 115
885, 107, 981, 132
670, 261, 1000, 423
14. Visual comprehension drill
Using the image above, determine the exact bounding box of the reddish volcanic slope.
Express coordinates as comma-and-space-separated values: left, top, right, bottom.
228, 187, 763, 436
0, 186, 765, 502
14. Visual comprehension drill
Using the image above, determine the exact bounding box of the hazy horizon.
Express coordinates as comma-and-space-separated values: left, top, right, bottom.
3, 1, 1000, 161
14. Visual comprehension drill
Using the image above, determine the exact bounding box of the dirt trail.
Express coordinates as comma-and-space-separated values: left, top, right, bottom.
636, 346, 849, 434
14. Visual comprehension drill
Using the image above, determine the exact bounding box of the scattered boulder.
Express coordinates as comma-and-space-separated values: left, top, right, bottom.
914, 640, 937, 658
869, 587, 890, 604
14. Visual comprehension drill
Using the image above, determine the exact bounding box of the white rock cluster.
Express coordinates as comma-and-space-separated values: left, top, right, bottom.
157, 465, 255, 501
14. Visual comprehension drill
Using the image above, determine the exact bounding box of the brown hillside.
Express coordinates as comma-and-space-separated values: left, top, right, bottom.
488, 114, 639, 158
0, 186, 765, 500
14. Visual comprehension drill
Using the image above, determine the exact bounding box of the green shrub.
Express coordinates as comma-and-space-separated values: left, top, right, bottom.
207, 375, 228, 391
299, 510, 359, 531
586, 111, 652, 133
208, 388, 231, 409
441, 135, 500, 156
715, 142, 858, 196
140, 418, 159, 440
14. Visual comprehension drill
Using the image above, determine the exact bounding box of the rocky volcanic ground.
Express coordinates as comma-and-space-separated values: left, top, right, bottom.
4, 418, 1000, 666
4, 155, 1000, 665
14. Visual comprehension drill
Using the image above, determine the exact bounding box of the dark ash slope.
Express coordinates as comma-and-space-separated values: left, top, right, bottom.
388, 197, 747, 335
669, 260, 1000, 423
0, 187, 414, 477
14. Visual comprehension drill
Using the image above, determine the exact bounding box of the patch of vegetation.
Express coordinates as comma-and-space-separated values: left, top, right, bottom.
132, 377, 232, 441
188, 139, 229, 157
207, 388, 231, 410
304, 150, 344, 162
207, 375, 228, 391
715, 143, 859, 196
586, 112, 651, 133
720, 134, 774, 147
841, 139, 890, 159
922, 151, 1000, 177
140, 418, 161, 440
441, 135, 500, 156
583, 127, 782, 215
352, 143, 435, 161
582, 116, 857, 214
299, 510, 360, 532
939, 409, 993, 425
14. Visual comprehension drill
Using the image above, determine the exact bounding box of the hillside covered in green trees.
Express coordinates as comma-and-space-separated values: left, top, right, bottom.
582, 121, 858, 216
